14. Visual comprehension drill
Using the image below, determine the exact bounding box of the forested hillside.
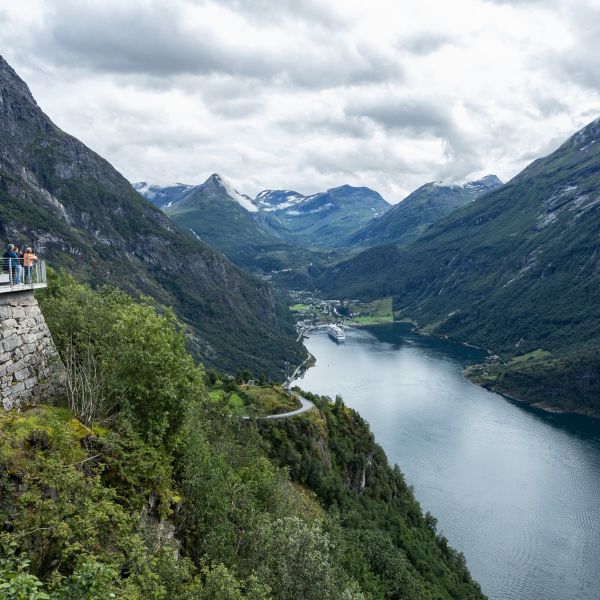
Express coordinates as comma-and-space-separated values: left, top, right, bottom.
0, 56, 302, 378
349, 175, 502, 248
319, 118, 600, 415
0, 275, 485, 599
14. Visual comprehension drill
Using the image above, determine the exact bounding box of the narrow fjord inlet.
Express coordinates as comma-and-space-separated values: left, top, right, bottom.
3, 2, 600, 597
299, 325, 600, 600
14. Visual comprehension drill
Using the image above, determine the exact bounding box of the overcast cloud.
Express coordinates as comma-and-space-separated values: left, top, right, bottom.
1, 0, 599, 201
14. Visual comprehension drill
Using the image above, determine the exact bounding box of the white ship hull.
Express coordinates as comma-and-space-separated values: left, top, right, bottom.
327, 324, 345, 343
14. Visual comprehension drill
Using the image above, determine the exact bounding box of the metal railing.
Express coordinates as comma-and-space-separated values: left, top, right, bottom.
0, 258, 47, 292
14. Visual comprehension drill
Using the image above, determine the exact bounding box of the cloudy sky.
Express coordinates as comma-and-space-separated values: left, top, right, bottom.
1, 0, 599, 201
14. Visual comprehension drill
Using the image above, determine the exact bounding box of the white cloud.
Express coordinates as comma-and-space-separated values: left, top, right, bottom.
1, 0, 599, 202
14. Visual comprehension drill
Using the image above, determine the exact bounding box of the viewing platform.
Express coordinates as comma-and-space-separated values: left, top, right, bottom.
0, 259, 47, 295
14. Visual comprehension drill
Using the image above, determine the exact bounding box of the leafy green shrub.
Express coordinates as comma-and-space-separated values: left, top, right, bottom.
39, 272, 206, 445
0, 536, 49, 600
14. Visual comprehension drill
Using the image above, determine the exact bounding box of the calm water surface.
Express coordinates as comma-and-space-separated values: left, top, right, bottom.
298, 324, 600, 600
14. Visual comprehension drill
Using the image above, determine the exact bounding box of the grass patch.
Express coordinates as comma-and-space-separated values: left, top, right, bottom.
0, 406, 89, 469
352, 315, 391, 325
350, 296, 393, 325
243, 385, 298, 415
208, 388, 247, 415
289, 303, 311, 312
508, 349, 552, 366
208, 384, 299, 417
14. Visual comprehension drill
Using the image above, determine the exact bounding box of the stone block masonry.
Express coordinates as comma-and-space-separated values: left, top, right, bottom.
0, 290, 65, 410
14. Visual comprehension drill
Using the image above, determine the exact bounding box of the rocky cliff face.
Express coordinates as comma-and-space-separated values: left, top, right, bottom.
0, 56, 303, 377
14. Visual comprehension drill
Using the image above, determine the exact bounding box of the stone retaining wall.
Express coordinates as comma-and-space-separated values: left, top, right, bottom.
0, 290, 64, 410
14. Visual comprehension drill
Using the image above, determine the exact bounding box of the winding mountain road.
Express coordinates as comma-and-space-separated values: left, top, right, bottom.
259, 395, 315, 420
241, 352, 316, 420
241, 392, 315, 421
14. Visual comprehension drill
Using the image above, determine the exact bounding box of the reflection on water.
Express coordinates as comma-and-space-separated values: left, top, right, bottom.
299, 324, 600, 600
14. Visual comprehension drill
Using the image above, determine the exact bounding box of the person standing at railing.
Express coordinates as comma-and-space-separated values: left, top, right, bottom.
2, 244, 11, 275
2, 244, 18, 284
14, 246, 23, 284
23, 248, 38, 284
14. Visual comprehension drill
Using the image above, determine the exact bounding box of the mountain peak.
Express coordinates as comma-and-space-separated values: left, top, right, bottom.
325, 184, 390, 207
254, 189, 306, 211
563, 117, 600, 151
0, 55, 48, 134
207, 172, 224, 184
423, 175, 502, 192
349, 173, 503, 247
202, 173, 258, 212
0, 55, 37, 105
463, 174, 503, 190
328, 184, 358, 192
476, 174, 502, 185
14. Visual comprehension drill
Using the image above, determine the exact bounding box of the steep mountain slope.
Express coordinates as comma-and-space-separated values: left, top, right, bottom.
0, 55, 303, 377
350, 175, 502, 247
257, 184, 391, 247
156, 173, 325, 272
320, 118, 600, 415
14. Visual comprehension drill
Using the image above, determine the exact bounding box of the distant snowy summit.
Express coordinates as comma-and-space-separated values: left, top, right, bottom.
254, 184, 390, 219
133, 173, 502, 250
348, 174, 504, 248
461, 174, 503, 193
135, 176, 391, 221
134, 176, 394, 248
427, 174, 503, 195
132, 182, 195, 208
134, 173, 258, 212
204, 173, 258, 213
255, 190, 306, 212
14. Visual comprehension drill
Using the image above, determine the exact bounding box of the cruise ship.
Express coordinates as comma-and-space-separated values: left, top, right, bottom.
327, 324, 346, 343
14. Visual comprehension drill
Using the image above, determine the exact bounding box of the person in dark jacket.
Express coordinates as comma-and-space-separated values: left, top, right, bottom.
2, 244, 11, 274
2, 244, 18, 283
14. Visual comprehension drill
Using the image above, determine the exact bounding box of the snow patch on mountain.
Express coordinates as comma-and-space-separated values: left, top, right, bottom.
212, 174, 258, 213
255, 189, 306, 212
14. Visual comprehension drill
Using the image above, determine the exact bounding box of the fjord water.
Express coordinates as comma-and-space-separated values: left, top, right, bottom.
299, 324, 600, 600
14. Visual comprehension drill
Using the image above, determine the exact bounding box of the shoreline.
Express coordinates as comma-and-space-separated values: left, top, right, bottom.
285, 350, 315, 387
391, 319, 600, 421
297, 318, 600, 422
471, 378, 600, 421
